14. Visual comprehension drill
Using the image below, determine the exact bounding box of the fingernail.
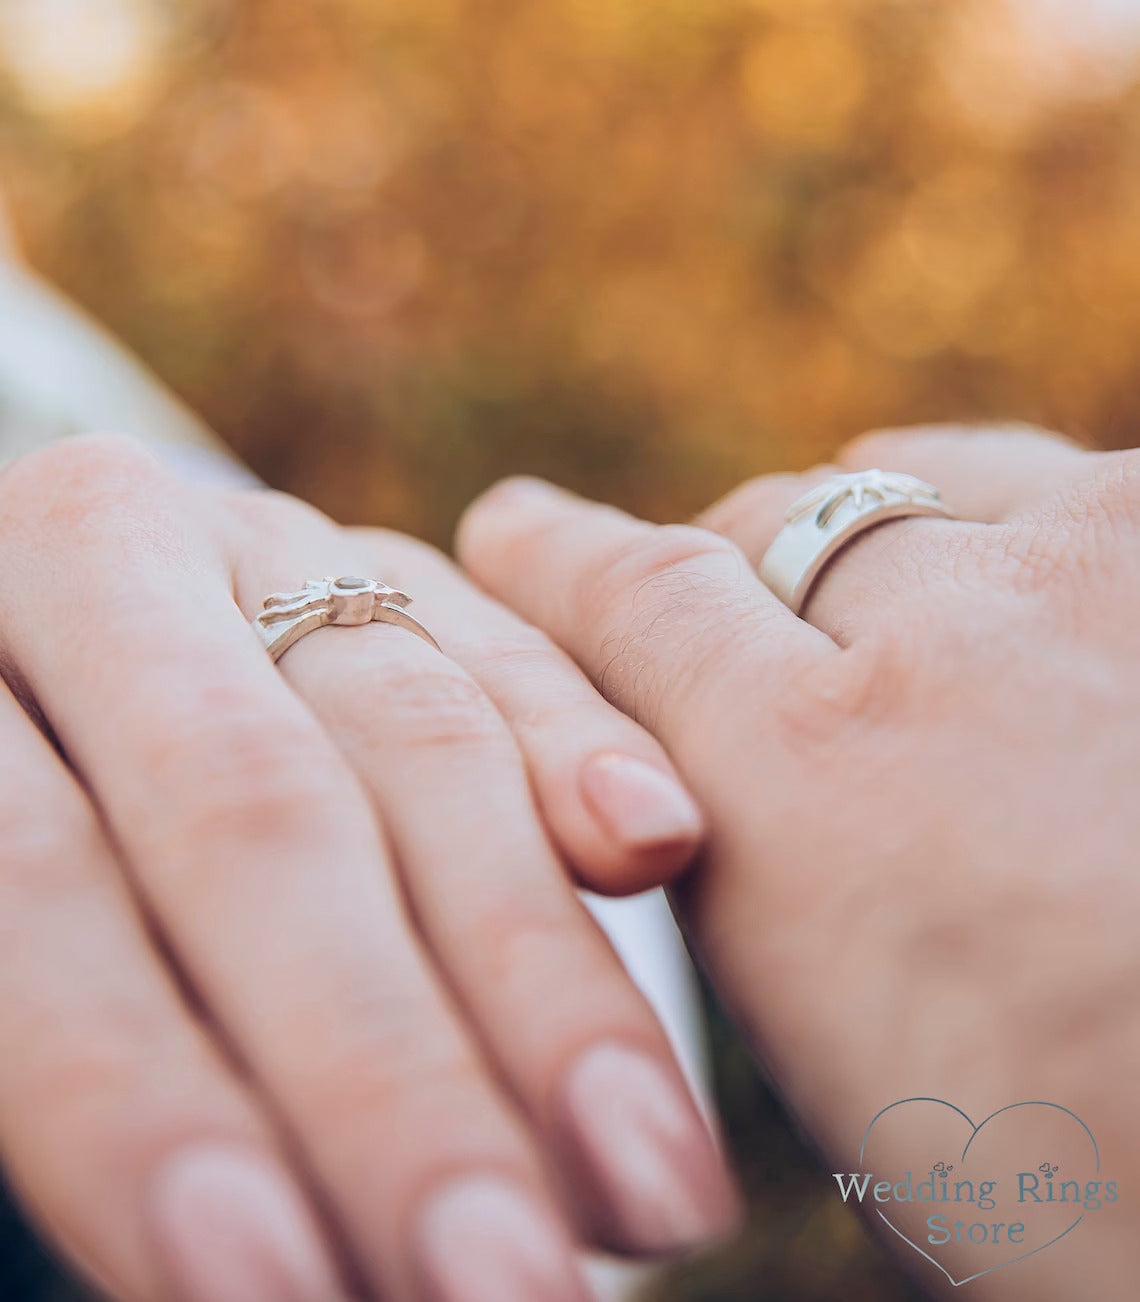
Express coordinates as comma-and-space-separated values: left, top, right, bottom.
580, 752, 704, 854
146, 1145, 346, 1302
412, 1176, 590, 1302
560, 1043, 741, 1255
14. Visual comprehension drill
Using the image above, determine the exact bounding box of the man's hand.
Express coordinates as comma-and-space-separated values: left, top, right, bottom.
459, 423, 1140, 1300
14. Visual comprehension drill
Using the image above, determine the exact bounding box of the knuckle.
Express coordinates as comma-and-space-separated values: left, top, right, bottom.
477, 635, 601, 733
200, 749, 330, 836
0, 802, 104, 902
0, 999, 173, 1116
463, 901, 576, 984
6, 434, 165, 532
991, 452, 1140, 600
223, 486, 332, 535
581, 525, 748, 720
456, 901, 633, 1063
840, 421, 1080, 482
774, 639, 911, 756
838, 425, 922, 468
856, 517, 989, 600
354, 525, 453, 574
220, 489, 350, 580
194, 755, 335, 843
288, 996, 480, 1122
837, 423, 969, 469
699, 472, 806, 534
137, 692, 346, 851
372, 661, 506, 753
989, 520, 1073, 598
1064, 450, 1140, 532
483, 632, 561, 678
591, 523, 745, 613
477, 633, 570, 708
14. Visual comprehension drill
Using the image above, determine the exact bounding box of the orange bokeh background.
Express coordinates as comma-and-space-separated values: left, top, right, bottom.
5, 0, 1140, 551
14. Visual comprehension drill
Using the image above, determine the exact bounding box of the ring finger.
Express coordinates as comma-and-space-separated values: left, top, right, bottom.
225, 494, 740, 1256
695, 425, 1087, 640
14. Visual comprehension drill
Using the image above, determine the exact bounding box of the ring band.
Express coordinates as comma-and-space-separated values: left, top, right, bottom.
253, 575, 441, 663
758, 469, 953, 614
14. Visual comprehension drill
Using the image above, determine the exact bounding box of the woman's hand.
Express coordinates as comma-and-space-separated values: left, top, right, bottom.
0, 435, 738, 1302
459, 425, 1140, 1300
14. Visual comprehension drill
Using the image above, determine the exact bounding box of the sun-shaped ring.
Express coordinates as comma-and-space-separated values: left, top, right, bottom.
253, 575, 441, 663
758, 469, 955, 615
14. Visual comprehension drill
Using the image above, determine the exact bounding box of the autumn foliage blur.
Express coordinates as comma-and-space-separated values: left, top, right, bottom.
2, 3, 1139, 1296
4, 0, 1140, 547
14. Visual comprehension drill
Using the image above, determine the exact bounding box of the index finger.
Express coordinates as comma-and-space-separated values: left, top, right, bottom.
457, 478, 834, 750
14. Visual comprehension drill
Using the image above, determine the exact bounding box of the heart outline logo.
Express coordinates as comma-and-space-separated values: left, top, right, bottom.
858, 1099, 1100, 1288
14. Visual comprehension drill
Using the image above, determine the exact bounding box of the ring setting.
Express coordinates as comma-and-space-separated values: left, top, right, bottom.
758, 469, 954, 614
254, 575, 440, 662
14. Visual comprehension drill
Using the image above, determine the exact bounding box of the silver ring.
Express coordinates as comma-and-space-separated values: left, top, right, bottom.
253, 575, 441, 663
757, 469, 954, 614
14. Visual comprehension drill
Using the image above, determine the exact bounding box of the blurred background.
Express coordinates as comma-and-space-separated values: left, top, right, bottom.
2, 0, 1140, 1297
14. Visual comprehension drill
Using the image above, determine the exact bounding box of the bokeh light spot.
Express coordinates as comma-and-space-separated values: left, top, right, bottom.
0, 0, 169, 135
740, 22, 865, 149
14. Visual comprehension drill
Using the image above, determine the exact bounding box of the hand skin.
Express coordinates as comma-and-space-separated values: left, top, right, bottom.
459, 424, 1140, 1301
0, 435, 739, 1302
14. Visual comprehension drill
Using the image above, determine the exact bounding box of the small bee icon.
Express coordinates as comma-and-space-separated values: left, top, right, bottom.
932, 1161, 954, 1178
1039, 1162, 1059, 1177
